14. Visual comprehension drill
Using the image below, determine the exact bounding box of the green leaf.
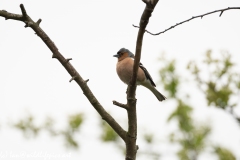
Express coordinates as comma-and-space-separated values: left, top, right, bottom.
68, 113, 84, 130
214, 146, 236, 160
101, 121, 118, 142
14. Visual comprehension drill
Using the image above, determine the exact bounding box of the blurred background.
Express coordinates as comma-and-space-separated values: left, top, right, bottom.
0, 0, 240, 159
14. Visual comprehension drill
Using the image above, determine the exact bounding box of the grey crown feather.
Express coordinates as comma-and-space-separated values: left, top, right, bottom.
117, 48, 135, 58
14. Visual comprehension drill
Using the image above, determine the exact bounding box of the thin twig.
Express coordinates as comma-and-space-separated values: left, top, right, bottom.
133, 7, 240, 36
65, 58, 72, 64
69, 76, 77, 82
36, 19, 42, 26
113, 100, 128, 110
20, 4, 27, 18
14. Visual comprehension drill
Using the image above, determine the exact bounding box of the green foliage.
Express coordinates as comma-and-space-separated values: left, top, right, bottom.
100, 120, 118, 142
168, 100, 211, 160
168, 100, 193, 132
62, 113, 84, 148
177, 125, 211, 160
214, 146, 236, 160
43, 117, 57, 136
159, 55, 179, 98
14, 115, 40, 137
144, 133, 154, 144
188, 50, 240, 110
160, 51, 238, 159
13, 113, 84, 149
68, 113, 83, 131
62, 130, 79, 148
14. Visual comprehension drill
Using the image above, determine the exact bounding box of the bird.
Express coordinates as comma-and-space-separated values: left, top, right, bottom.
113, 48, 166, 101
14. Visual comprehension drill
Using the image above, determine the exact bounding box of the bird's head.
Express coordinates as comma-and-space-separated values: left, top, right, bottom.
113, 48, 134, 61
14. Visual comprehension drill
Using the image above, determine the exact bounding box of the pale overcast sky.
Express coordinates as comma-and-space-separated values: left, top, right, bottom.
0, 0, 240, 160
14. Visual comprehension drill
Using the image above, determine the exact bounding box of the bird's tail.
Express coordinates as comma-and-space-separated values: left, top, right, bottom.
142, 81, 166, 101
149, 86, 166, 101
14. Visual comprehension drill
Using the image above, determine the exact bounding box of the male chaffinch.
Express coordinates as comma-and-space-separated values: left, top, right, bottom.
113, 48, 166, 101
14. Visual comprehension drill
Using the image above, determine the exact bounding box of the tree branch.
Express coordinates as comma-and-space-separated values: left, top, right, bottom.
0, 4, 127, 142
133, 7, 240, 36
113, 100, 129, 110
125, 0, 159, 159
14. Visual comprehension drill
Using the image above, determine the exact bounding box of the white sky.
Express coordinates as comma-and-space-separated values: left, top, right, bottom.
0, 0, 240, 160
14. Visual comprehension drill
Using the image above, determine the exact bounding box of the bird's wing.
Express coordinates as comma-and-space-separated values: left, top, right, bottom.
139, 62, 156, 87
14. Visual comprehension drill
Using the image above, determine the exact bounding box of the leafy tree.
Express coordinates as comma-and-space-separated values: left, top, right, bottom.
159, 51, 238, 160
188, 50, 240, 122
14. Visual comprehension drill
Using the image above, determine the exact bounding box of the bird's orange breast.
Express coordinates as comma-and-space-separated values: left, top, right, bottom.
116, 57, 145, 84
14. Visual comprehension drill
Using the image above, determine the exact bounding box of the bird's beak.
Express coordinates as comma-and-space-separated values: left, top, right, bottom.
113, 54, 119, 58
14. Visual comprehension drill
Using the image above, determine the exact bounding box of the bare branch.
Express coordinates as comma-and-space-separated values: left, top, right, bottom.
133, 7, 240, 36
0, 10, 23, 21
125, 0, 159, 159
0, 4, 127, 142
113, 100, 128, 110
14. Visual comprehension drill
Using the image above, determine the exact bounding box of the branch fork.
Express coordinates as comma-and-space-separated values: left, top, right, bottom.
113, 100, 129, 110
0, 2, 160, 160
